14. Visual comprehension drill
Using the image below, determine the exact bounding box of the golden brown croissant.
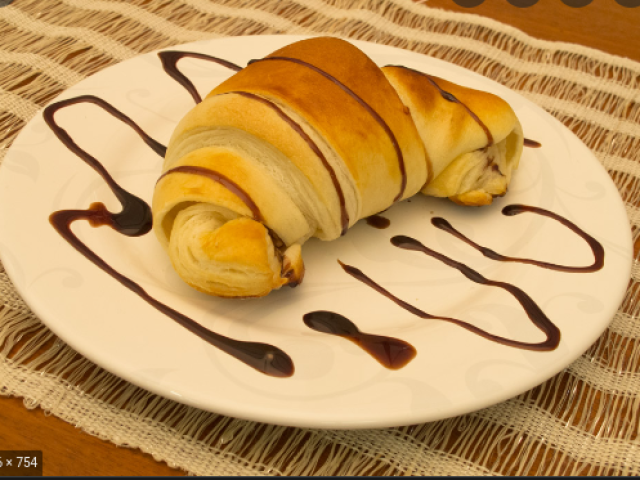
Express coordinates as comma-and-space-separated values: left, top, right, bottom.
152, 37, 523, 298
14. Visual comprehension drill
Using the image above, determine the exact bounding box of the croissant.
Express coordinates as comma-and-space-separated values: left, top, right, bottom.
152, 37, 524, 298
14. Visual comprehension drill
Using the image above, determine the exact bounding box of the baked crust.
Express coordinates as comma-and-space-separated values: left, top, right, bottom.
208, 37, 429, 217
153, 37, 524, 297
382, 66, 523, 204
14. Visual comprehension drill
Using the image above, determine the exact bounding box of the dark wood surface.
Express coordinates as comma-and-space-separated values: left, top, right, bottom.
425, 0, 640, 63
1, 1, 639, 476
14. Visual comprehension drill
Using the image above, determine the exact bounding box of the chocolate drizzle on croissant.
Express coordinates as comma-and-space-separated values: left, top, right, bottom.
388, 65, 495, 148
158, 165, 264, 222
227, 90, 350, 235
249, 56, 408, 203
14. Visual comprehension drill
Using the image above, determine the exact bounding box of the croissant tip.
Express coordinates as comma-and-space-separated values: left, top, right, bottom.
449, 191, 494, 206
281, 243, 305, 288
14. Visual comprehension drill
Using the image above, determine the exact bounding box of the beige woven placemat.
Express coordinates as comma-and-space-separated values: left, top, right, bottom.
1, 0, 639, 476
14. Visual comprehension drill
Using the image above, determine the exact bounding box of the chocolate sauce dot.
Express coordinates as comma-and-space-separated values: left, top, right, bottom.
304, 311, 416, 369
524, 138, 542, 148
366, 215, 391, 229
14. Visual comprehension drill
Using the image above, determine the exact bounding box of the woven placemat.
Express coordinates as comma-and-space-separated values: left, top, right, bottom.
1, 0, 639, 475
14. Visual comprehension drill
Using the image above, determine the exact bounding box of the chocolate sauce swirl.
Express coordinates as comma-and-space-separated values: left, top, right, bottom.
303, 311, 416, 369
249, 56, 408, 202
387, 65, 494, 147
338, 253, 560, 351
158, 165, 264, 222
50, 204, 294, 377
432, 205, 604, 273
45, 97, 294, 378
43, 95, 166, 170
43, 96, 160, 236
158, 51, 243, 104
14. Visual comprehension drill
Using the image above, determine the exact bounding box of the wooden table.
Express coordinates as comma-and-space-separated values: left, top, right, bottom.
426, 0, 640, 63
1, 1, 639, 476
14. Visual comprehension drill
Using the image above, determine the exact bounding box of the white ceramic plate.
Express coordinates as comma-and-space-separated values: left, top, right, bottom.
0, 35, 632, 429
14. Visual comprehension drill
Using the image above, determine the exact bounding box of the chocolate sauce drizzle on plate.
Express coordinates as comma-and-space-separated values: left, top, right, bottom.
366, 214, 391, 229
335, 203, 604, 352
524, 138, 542, 148
45, 96, 294, 378
158, 50, 242, 104
250, 56, 408, 202
303, 311, 416, 369
338, 249, 561, 352
44, 95, 166, 168
432, 205, 604, 273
